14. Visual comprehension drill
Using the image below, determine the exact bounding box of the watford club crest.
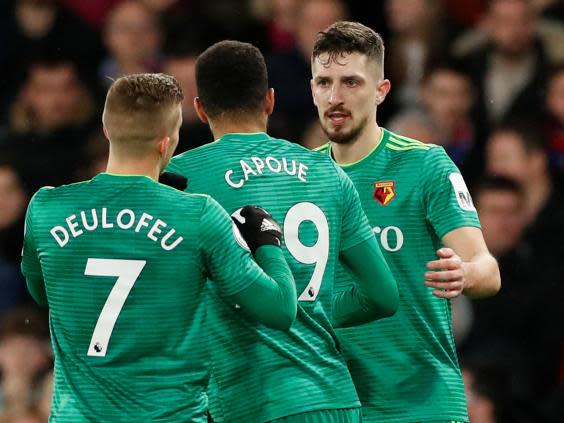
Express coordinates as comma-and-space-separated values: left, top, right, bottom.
373, 181, 396, 206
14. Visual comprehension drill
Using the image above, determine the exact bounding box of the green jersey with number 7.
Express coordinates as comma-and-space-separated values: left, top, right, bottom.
20, 174, 297, 422
166, 132, 397, 422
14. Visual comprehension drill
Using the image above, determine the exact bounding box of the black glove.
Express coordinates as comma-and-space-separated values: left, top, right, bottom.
159, 172, 188, 191
231, 205, 282, 254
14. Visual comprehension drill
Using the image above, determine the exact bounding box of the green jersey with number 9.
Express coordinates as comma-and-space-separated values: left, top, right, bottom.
21, 174, 282, 422
167, 132, 376, 423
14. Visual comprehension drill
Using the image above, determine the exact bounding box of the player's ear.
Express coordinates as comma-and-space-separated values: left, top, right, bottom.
265, 88, 275, 116
158, 136, 171, 157
310, 79, 318, 107
193, 97, 209, 124
376, 79, 391, 106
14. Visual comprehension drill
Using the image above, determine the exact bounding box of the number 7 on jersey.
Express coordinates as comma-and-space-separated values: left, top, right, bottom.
84, 258, 146, 357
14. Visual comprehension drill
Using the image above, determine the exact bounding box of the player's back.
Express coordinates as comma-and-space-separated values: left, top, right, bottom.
168, 133, 370, 422
27, 174, 213, 422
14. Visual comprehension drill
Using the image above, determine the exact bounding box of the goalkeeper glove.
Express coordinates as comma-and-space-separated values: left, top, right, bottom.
232, 205, 282, 254
159, 172, 188, 191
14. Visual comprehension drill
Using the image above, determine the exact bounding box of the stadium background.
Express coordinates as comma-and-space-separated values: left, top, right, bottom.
0, 0, 562, 421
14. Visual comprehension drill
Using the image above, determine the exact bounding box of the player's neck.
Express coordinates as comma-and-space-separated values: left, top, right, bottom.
106, 155, 161, 181
331, 125, 383, 165
209, 117, 267, 140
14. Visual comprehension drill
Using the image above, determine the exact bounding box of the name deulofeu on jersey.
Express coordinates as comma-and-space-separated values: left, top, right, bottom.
224, 156, 308, 188
49, 208, 184, 251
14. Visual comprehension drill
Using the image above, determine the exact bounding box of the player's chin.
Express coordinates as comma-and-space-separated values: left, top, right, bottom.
328, 129, 354, 144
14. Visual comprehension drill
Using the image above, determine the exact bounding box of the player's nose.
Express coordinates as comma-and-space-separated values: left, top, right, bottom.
328, 85, 344, 105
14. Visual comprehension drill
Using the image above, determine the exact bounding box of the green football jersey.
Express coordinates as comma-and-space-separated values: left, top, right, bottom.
21, 173, 275, 422
167, 132, 376, 422
318, 129, 480, 422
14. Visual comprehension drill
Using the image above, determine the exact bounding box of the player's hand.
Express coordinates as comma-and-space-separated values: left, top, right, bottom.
424, 248, 465, 299
231, 205, 282, 254
159, 172, 188, 191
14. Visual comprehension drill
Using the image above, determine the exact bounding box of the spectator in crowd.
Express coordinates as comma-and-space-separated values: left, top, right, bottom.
0, 307, 51, 416
197, 0, 268, 49
0, 407, 43, 423
100, 0, 162, 87
0, 0, 102, 124
73, 128, 109, 182
464, 177, 531, 346
387, 108, 443, 144
473, 176, 526, 259
2, 58, 97, 194
0, 161, 28, 316
545, 64, 564, 172
462, 359, 504, 423
456, 0, 552, 133
485, 121, 564, 251
59, 0, 120, 30
34, 371, 52, 422
461, 357, 543, 423
534, 0, 564, 21
452, 0, 564, 67
467, 174, 561, 399
0, 162, 26, 264
485, 125, 564, 358
419, 64, 479, 174
266, 0, 347, 142
258, 0, 300, 53
383, 0, 450, 117
140, 0, 206, 54
444, 0, 487, 29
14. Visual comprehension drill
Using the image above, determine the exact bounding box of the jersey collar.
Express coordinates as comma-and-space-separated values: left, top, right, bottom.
93, 173, 155, 183
217, 132, 271, 143
329, 128, 390, 170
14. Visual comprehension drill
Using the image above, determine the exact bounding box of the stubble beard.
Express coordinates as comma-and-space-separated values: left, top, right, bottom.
321, 115, 368, 145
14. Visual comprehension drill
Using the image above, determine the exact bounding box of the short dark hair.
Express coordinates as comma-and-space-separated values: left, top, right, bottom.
196, 40, 268, 119
312, 21, 385, 70
0, 306, 49, 342
422, 60, 471, 84
548, 62, 564, 84
103, 73, 183, 146
491, 118, 545, 153
473, 175, 523, 199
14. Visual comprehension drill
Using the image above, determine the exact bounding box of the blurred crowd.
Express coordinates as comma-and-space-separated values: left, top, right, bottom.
0, 0, 563, 422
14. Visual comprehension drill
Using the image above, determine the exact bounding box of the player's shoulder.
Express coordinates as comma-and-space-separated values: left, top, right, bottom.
30, 180, 91, 204
275, 137, 336, 164
169, 141, 220, 168
383, 129, 449, 162
314, 142, 331, 155
384, 129, 439, 154
156, 180, 210, 207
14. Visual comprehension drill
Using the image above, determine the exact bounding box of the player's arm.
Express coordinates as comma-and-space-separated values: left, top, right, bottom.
229, 245, 297, 329
424, 227, 500, 299
422, 147, 501, 299
332, 166, 399, 328
20, 194, 48, 307
200, 199, 297, 330
333, 235, 399, 328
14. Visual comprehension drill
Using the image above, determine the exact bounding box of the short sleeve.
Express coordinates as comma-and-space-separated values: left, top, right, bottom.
21, 193, 47, 306
422, 147, 481, 238
198, 196, 265, 297
336, 165, 375, 251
